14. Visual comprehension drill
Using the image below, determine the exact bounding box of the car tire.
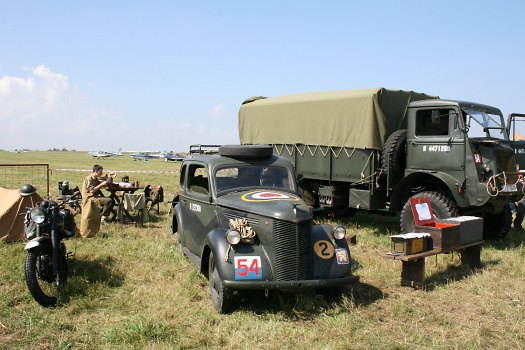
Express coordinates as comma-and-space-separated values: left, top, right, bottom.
219, 145, 273, 158
400, 191, 459, 233
208, 251, 235, 313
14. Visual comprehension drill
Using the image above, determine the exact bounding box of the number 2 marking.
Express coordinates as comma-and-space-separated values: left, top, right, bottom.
314, 240, 334, 259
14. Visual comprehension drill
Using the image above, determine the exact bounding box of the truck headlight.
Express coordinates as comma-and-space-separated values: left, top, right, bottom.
30, 207, 46, 224
226, 229, 241, 245
332, 225, 346, 240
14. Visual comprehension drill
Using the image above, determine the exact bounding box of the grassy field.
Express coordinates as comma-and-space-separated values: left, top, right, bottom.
1, 151, 525, 349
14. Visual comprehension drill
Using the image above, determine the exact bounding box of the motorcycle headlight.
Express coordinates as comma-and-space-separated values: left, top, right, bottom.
30, 207, 46, 224
226, 229, 241, 245
332, 225, 346, 240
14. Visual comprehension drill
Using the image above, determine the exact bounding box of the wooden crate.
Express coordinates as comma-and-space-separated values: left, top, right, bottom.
415, 222, 459, 251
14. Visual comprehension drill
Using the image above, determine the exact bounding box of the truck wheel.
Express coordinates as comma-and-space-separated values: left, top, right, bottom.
400, 191, 459, 233
208, 251, 234, 313
219, 145, 273, 158
381, 129, 407, 187
483, 206, 512, 240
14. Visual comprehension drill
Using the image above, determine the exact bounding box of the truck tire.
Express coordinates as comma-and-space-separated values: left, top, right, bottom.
400, 191, 459, 233
381, 129, 407, 187
219, 145, 273, 158
483, 206, 512, 240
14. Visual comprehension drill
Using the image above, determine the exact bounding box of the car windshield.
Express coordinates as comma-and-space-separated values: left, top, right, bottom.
465, 109, 508, 140
215, 165, 295, 194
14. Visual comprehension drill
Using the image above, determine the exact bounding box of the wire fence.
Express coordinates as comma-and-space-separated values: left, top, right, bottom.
0, 164, 49, 197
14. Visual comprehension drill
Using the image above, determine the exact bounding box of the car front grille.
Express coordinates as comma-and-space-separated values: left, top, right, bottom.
273, 219, 312, 281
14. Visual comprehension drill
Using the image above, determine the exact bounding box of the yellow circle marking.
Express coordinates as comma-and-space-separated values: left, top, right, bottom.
314, 240, 334, 259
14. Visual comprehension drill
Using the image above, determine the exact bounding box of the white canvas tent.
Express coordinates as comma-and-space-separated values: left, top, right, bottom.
0, 188, 43, 243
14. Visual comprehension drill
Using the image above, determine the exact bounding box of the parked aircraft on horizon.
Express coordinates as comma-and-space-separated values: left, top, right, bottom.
88, 148, 122, 158
130, 151, 159, 161
130, 150, 185, 161
162, 151, 185, 162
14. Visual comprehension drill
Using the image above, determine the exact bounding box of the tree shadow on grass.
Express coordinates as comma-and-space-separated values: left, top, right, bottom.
314, 210, 401, 236
65, 255, 125, 298
423, 258, 500, 291
484, 229, 525, 250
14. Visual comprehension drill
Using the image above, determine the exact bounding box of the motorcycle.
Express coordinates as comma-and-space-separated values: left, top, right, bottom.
20, 184, 79, 307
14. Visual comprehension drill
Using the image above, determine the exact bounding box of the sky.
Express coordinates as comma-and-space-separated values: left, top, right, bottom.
1, 1, 524, 152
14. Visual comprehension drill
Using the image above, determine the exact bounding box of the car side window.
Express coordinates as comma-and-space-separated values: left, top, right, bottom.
416, 109, 451, 136
188, 164, 209, 195
180, 164, 187, 189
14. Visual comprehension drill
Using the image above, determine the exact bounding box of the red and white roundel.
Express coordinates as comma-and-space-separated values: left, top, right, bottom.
242, 191, 300, 202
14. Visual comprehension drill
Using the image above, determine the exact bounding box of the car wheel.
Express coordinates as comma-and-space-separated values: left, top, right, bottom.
208, 251, 234, 313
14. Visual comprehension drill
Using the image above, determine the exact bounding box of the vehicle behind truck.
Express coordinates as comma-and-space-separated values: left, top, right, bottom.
239, 88, 523, 239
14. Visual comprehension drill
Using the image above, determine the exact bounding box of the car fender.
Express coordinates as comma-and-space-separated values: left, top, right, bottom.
24, 236, 51, 251
173, 204, 187, 247
204, 229, 272, 282
311, 224, 352, 279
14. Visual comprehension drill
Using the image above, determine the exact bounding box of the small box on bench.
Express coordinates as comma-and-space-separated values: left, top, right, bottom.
410, 197, 460, 251
390, 232, 430, 255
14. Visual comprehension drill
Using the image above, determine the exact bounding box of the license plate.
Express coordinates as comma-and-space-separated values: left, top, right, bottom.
501, 184, 517, 192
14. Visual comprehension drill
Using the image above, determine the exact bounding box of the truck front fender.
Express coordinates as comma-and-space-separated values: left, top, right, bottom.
389, 171, 468, 211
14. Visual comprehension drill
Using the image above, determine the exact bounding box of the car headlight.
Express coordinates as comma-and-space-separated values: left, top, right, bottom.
332, 225, 346, 240
30, 207, 46, 224
226, 229, 241, 245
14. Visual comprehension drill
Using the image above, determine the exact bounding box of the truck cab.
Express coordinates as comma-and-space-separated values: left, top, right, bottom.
396, 100, 521, 237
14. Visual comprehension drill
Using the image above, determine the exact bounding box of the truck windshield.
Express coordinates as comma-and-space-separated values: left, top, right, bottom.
464, 109, 508, 140
215, 165, 295, 194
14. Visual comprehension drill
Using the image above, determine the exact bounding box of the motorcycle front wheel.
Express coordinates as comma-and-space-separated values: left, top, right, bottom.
24, 245, 65, 307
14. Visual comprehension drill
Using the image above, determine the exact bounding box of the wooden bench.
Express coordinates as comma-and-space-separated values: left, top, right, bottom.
385, 241, 484, 288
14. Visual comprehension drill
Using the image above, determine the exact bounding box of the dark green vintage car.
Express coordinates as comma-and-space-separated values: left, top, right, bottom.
172, 145, 359, 312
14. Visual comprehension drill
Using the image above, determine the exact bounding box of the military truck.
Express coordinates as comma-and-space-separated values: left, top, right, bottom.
239, 88, 523, 239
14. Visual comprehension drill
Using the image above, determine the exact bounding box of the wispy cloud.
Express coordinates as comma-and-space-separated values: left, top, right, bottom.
0, 65, 112, 150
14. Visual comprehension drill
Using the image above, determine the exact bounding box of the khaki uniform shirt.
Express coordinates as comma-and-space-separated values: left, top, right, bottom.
82, 173, 104, 205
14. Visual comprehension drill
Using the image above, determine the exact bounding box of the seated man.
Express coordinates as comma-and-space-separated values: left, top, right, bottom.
81, 164, 116, 225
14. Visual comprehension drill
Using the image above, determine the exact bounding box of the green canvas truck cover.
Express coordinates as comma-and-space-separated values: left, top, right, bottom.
239, 88, 438, 150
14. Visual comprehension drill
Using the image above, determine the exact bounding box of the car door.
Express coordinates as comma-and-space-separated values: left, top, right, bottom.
407, 107, 466, 183
507, 113, 525, 170
180, 162, 213, 256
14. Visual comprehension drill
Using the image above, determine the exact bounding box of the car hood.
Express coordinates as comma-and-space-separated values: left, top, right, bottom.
216, 190, 312, 222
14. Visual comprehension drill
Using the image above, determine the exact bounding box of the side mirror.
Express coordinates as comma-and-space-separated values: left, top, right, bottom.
296, 173, 304, 184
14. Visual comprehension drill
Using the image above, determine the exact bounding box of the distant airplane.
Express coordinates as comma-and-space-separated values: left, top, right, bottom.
161, 151, 185, 162
130, 151, 159, 161
88, 148, 122, 158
